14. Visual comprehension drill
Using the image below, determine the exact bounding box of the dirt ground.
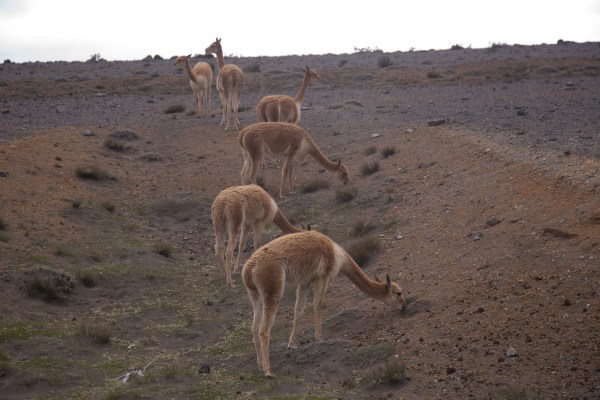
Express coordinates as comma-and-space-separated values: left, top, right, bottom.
0, 41, 599, 399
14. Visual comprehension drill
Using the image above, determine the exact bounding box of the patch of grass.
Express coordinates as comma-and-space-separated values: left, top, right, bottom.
69, 199, 82, 209
0, 233, 8, 243
104, 387, 143, 400
301, 178, 330, 194
139, 152, 163, 162
243, 63, 261, 73
347, 236, 380, 266
378, 55, 392, 68
54, 246, 74, 257
164, 104, 186, 114
352, 220, 376, 237
334, 187, 357, 203
365, 146, 377, 156
78, 270, 97, 288
75, 165, 115, 181
0, 323, 38, 342
154, 243, 175, 258
362, 359, 407, 387
26, 278, 61, 302
104, 138, 129, 152
80, 323, 112, 344
361, 161, 380, 176
345, 342, 395, 366
101, 201, 116, 212
24, 266, 76, 303
110, 130, 139, 140
381, 146, 396, 158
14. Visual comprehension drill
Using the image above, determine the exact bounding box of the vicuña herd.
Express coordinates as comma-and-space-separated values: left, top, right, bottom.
175, 38, 407, 377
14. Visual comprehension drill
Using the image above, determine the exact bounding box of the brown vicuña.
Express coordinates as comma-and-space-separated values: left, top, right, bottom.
174, 55, 213, 118
242, 230, 407, 377
205, 38, 244, 130
239, 122, 349, 197
211, 184, 302, 286
256, 66, 321, 124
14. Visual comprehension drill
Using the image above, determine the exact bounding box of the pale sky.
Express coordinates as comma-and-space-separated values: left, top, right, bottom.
1, 0, 599, 63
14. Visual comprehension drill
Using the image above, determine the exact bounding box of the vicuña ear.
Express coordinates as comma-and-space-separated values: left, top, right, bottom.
385, 273, 392, 290
307, 224, 311, 231
187, 54, 191, 58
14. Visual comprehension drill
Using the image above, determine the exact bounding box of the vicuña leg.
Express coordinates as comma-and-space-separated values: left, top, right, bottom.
249, 291, 264, 371
259, 290, 282, 377
312, 277, 330, 342
234, 224, 249, 275
224, 222, 240, 286
288, 283, 310, 349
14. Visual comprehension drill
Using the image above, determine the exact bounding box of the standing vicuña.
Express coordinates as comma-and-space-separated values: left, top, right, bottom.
174, 55, 213, 118
205, 38, 244, 130
211, 184, 302, 286
256, 66, 321, 124
239, 122, 349, 197
242, 230, 407, 377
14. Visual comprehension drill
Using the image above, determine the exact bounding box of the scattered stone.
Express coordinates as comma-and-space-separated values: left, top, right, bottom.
82, 130, 95, 137
446, 367, 456, 374
427, 119, 446, 127
370, 133, 382, 139
1, 109, 9, 114
473, 232, 483, 241
198, 364, 211, 374
591, 210, 600, 224
486, 217, 501, 227
562, 298, 572, 307
506, 346, 518, 358
516, 107, 527, 116
476, 307, 485, 313
55, 105, 67, 113
405, 128, 414, 133
542, 227, 578, 239
0, 171, 8, 178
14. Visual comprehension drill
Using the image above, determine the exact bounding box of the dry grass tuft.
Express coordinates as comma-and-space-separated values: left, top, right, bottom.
164, 104, 186, 114
361, 161, 380, 176
362, 359, 407, 387
347, 236, 380, 266
75, 165, 115, 181
301, 178, 330, 194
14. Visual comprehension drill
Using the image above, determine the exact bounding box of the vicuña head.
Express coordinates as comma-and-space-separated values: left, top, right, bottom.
242, 230, 406, 377
239, 122, 349, 197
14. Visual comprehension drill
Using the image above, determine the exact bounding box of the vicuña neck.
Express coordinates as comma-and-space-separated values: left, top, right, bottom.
307, 138, 339, 171
341, 256, 388, 300
183, 59, 196, 82
294, 72, 312, 103
215, 47, 225, 70
273, 210, 301, 233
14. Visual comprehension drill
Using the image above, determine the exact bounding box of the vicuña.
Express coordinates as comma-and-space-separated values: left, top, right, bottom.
211, 184, 302, 286
242, 230, 406, 377
205, 38, 244, 130
174, 55, 213, 118
239, 122, 349, 197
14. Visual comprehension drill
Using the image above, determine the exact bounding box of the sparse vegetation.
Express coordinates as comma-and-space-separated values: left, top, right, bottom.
80, 323, 112, 344
104, 138, 129, 152
75, 165, 114, 181
139, 152, 163, 162
78, 270, 97, 288
101, 201, 116, 212
354, 46, 383, 54
362, 359, 407, 387
301, 178, 330, 194
163, 104, 186, 114
243, 63, 261, 73
110, 130, 139, 140
361, 161, 380, 176
381, 146, 396, 158
334, 187, 357, 203
154, 243, 175, 258
352, 220, 376, 237
338, 59, 348, 67
365, 146, 377, 156
378, 55, 392, 68
347, 236, 380, 266
24, 266, 76, 303
0, 217, 7, 230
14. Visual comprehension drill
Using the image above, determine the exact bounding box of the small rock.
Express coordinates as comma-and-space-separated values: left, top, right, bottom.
55, 105, 67, 113
486, 217, 501, 227
473, 232, 483, 241
427, 119, 446, 127
370, 133, 382, 139
446, 367, 456, 374
83, 130, 95, 137
405, 128, 414, 133
506, 346, 518, 358
1, 109, 9, 114
562, 298, 572, 307
198, 364, 211, 374
0, 171, 7, 178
